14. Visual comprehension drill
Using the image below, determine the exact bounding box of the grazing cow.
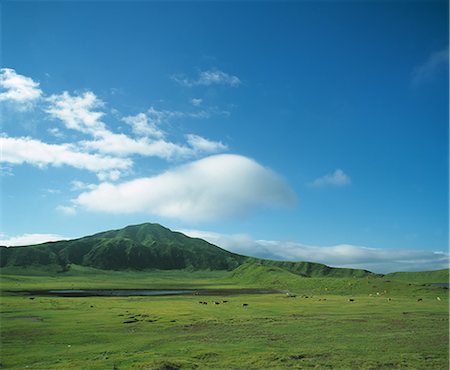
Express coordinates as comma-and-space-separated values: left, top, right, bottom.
242, 303, 248, 307
348, 299, 355, 302
203, 302, 208, 305
417, 298, 423, 302
222, 300, 228, 303
387, 298, 391, 301
214, 302, 220, 305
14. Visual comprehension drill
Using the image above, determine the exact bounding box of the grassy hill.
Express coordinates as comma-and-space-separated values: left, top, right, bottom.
385, 269, 449, 284
0, 223, 378, 278
1, 223, 445, 283
230, 261, 448, 297
0, 223, 246, 271
248, 258, 381, 278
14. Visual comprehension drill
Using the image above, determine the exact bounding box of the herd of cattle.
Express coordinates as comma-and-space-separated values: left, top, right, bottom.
198, 300, 249, 307
196, 295, 443, 306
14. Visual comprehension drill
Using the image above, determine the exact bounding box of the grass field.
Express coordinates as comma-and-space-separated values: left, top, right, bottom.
1, 266, 448, 369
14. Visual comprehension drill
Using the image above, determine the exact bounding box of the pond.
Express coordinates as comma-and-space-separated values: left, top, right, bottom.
10, 288, 282, 297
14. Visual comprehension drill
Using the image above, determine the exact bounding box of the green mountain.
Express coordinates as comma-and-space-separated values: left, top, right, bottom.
247, 258, 381, 278
0, 223, 246, 271
4, 222, 439, 280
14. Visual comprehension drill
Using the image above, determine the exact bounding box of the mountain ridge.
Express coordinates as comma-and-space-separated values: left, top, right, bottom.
1, 222, 445, 279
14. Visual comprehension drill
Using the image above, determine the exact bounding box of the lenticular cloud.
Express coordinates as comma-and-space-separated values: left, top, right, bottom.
75, 154, 296, 222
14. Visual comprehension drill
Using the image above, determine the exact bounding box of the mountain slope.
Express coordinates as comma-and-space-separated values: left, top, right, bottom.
0, 223, 246, 271
385, 269, 449, 284
0, 223, 388, 278
249, 258, 381, 278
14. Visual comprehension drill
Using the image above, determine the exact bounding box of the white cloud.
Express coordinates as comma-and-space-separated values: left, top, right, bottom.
81, 131, 227, 160
181, 229, 449, 274
79, 105, 225, 160
122, 112, 165, 138
147, 106, 182, 124
44, 188, 61, 195
47, 127, 65, 139
74, 154, 296, 222
191, 98, 203, 106
0, 68, 42, 108
412, 47, 449, 86
186, 134, 228, 153
0, 136, 131, 178
71, 180, 98, 191
56, 205, 77, 215
172, 69, 241, 87
80, 132, 193, 160
0, 165, 14, 177
145, 106, 214, 122
0, 233, 70, 247
310, 169, 351, 187
45, 91, 107, 135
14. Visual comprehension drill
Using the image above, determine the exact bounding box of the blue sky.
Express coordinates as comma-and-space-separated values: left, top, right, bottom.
0, 1, 448, 273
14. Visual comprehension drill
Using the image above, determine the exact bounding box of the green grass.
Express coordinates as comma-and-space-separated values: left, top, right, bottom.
1, 266, 448, 369
0, 265, 236, 290
385, 269, 449, 284
230, 262, 449, 297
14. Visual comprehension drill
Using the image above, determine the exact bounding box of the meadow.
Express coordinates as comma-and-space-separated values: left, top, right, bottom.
1, 266, 448, 369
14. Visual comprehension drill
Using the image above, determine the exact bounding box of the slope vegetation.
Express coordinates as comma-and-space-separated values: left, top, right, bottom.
385, 269, 449, 284
3, 223, 442, 282
0, 223, 246, 271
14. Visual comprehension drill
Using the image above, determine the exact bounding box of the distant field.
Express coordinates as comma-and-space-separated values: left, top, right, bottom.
1, 266, 448, 369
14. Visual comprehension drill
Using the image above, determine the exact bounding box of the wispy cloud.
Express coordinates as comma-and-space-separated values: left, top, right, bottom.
56, 205, 77, 215
186, 134, 228, 153
2, 69, 231, 180
80, 131, 226, 160
0, 233, 71, 247
0, 68, 42, 109
74, 154, 296, 222
122, 112, 165, 138
191, 98, 203, 106
45, 91, 107, 135
70, 180, 98, 191
412, 47, 449, 87
47, 127, 66, 139
310, 169, 351, 187
181, 230, 449, 274
172, 68, 241, 87
0, 135, 132, 180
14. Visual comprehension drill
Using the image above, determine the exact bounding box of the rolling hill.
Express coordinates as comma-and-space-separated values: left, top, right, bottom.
384, 269, 449, 284
0, 223, 245, 271
1, 223, 446, 281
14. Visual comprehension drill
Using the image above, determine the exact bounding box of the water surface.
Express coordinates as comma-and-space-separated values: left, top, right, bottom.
12, 288, 281, 297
